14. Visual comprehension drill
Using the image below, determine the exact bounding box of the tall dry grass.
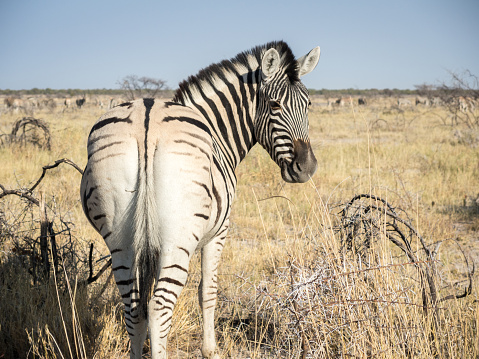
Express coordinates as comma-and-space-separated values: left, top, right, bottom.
0, 98, 478, 358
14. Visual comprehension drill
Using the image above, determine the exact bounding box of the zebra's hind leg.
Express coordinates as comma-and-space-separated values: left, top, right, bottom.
148, 245, 192, 359
199, 233, 227, 359
111, 248, 148, 359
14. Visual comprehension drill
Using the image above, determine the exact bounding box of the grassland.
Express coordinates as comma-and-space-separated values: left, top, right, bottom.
0, 96, 478, 358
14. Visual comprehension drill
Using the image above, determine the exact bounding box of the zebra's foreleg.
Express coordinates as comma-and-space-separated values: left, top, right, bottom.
199, 234, 226, 359
111, 249, 148, 359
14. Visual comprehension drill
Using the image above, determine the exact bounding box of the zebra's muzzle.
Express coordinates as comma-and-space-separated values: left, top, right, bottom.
280, 139, 317, 183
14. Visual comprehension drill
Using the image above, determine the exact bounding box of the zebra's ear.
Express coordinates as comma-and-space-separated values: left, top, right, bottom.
261, 48, 281, 79
297, 46, 320, 77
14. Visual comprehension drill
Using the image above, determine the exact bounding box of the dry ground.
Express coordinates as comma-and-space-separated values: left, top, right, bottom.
0, 96, 478, 358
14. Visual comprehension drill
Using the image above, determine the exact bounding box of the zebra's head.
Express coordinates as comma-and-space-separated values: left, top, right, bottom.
256, 44, 320, 183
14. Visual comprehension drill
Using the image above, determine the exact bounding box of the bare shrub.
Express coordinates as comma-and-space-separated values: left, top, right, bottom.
219, 194, 474, 358
0, 159, 114, 358
0, 117, 51, 150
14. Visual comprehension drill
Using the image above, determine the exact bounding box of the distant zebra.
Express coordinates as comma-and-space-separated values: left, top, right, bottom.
397, 98, 412, 107
4, 97, 24, 113
64, 98, 72, 109
458, 96, 476, 113
80, 41, 320, 359
327, 98, 340, 108
415, 97, 430, 106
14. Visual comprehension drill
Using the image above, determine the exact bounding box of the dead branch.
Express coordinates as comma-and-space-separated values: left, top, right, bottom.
39, 192, 50, 279
79, 243, 112, 286
30, 158, 84, 192
0, 158, 84, 205
438, 238, 475, 302
0, 184, 39, 205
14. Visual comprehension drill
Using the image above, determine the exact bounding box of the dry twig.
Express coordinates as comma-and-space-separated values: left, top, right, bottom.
0, 158, 111, 287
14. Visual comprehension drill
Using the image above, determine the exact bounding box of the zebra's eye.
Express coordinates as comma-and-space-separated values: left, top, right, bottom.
308, 100, 312, 108
269, 100, 282, 111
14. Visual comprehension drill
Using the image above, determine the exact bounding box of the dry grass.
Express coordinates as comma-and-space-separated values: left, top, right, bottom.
0, 98, 478, 358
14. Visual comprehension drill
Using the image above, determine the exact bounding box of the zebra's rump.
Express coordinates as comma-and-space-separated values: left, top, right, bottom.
81, 98, 229, 247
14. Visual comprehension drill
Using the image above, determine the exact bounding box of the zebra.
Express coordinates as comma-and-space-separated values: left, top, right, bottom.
80, 41, 320, 359
397, 98, 412, 107
64, 98, 72, 110
458, 96, 476, 114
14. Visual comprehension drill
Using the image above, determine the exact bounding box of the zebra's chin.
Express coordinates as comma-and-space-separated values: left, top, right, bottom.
280, 161, 298, 183
280, 139, 318, 183
280, 159, 317, 183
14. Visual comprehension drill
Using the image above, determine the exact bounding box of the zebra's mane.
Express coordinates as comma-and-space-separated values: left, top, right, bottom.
173, 41, 299, 105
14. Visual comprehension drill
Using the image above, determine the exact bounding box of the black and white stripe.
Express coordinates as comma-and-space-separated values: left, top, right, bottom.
80, 41, 320, 359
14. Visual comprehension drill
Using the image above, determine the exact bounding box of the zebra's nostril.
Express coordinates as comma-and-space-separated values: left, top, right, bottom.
295, 162, 302, 172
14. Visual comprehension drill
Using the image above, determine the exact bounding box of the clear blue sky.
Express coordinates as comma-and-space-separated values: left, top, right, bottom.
1, 0, 478, 90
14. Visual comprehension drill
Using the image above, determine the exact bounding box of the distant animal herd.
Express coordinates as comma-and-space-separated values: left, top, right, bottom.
1, 94, 127, 114
1, 93, 477, 115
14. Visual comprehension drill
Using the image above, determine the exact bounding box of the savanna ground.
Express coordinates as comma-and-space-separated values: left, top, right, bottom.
0, 95, 478, 358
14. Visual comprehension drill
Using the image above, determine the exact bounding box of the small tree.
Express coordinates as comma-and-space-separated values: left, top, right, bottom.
118, 75, 168, 100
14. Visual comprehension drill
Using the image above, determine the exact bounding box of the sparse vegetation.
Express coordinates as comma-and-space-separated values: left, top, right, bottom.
0, 90, 478, 358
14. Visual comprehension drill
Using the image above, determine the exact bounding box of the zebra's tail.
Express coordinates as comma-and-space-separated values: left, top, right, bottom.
131, 165, 161, 320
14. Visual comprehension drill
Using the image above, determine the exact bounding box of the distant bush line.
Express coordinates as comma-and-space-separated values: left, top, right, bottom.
0, 88, 423, 97
1, 87, 475, 99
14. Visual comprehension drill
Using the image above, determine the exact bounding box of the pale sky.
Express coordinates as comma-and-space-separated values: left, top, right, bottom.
1, 0, 478, 90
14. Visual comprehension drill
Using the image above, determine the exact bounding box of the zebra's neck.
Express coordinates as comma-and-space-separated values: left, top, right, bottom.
172, 54, 262, 170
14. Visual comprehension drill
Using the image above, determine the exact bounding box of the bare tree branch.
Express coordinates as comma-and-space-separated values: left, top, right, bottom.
0, 158, 83, 206
30, 158, 83, 192
0, 184, 39, 205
